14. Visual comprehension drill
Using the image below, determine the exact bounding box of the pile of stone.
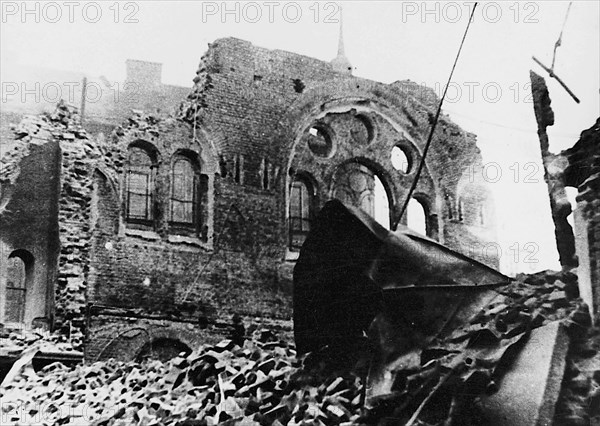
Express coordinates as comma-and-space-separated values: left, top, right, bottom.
1, 270, 596, 426
0, 328, 76, 356
1, 331, 364, 426
554, 325, 600, 425
359, 269, 591, 425
466, 269, 587, 336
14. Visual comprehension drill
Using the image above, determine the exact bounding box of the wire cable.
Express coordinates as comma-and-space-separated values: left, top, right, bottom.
394, 2, 478, 229
551, 2, 573, 72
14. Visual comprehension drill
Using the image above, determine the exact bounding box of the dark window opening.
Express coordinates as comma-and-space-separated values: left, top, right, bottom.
219, 155, 228, 178
262, 159, 270, 190
126, 147, 155, 227
136, 338, 192, 363
307, 125, 333, 158
292, 78, 305, 93
289, 178, 313, 251
234, 155, 243, 184
199, 174, 209, 241
4, 250, 33, 325
170, 156, 204, 236
445, 195, 454, 220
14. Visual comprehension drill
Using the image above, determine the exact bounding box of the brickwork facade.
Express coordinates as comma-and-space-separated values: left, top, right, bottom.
0, 38, 498, 361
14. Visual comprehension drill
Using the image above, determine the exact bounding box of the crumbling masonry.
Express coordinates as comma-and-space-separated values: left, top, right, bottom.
0, 38, 498, 361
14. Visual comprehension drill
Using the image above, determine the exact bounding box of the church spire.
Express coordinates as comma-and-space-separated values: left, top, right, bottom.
337, 11, 346, 57
331, 7, 352, 74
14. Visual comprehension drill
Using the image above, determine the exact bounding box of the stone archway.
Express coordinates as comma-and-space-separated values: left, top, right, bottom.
331, 161, 391, 229
135, 338, 192, 362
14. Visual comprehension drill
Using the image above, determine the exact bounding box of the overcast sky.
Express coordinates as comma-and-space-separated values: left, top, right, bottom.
1, 1, 599, 273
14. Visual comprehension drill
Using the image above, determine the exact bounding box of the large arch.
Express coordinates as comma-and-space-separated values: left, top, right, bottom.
281, 87, 441, 241
136, 337, 192, 362
276, 78, 429, 154
329, 158, 394, 229
278, 80, 444, 240
92, 324, 203, 362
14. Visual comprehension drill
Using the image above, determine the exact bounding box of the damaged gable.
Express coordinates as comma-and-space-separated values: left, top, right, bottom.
0, 101, 102, 349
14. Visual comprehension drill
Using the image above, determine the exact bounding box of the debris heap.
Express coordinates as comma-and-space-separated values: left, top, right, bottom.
2, 269, 596, 426
361, 270, 590, 425
1, 330, 364, 426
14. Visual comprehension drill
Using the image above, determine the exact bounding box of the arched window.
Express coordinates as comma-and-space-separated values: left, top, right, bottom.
407, 198, 427, 236
170, 156, 201, 230
373, 175, 390, 229
126, 147, 155, 225
331, 162, 391, 229
391, 145, 411, 174
289, 178, 313, 250
4, 250, 33, 325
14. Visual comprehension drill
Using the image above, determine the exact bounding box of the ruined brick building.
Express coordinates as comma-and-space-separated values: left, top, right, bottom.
530, 71, 600, 322
561, 119, 600, 320
0, 37, 498, 361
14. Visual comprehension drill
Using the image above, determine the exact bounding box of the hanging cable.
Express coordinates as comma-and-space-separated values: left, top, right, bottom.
551, 2, 572, 72
393, 2, 478, 230
532, 2, 579, 103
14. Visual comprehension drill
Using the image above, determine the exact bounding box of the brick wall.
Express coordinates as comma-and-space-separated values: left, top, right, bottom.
564, 118, 600, 319
181, 37, 497, 261
0, 102, 99, 349
1, 38, 499, 360
86, 38, 499, 358
0, 122, 61, 328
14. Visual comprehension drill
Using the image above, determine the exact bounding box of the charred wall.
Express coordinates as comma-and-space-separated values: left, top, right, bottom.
0, 126, 61, 329
181, 37, 498, 265
1, 38, 499, 360
0, 103, 100, 349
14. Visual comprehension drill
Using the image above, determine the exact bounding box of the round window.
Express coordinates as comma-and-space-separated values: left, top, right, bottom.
391, 145, 411, 173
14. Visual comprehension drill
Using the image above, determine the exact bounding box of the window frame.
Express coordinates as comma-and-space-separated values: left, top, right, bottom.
2, 250, 34, 327
5, 256, 27, 324
168, 154, 204, 236
289, 176, 315, 251
125, 145, 157, 228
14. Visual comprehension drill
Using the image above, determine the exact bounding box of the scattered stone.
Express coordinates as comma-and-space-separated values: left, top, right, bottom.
1, 336, 362, 426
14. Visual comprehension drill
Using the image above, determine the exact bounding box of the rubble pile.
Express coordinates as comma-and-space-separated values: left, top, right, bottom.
0, 329, 77, 356
473, 269, 586, 332
0, 270, 594, 426
1, 331, 364, 426
361, 269, 590, 425
555, 326, 600, 425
